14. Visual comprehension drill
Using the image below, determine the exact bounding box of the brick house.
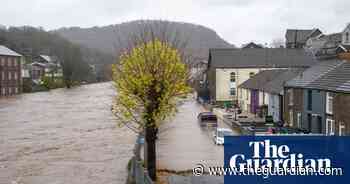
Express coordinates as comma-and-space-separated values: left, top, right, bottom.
0, 45, 22, 96
284, 59, 350, 135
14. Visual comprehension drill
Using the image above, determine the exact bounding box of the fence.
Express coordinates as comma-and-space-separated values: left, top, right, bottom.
127, 135, 154, 184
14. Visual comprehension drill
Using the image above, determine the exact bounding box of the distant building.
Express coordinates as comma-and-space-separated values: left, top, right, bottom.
241, 42, 264, 49
204, 48, 317, 105
28, 55, 62, 80
284, 59, 350, 135
0, 45, 22, 96
305, 33, 342, 59
30, 62, 46, 80
285, 29, 322, 48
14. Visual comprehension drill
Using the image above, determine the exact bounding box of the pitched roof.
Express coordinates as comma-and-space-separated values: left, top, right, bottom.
0, 45, 22, 57
261, 69, 305, 94
285, 60, 343, 88
39, 55, 52, 62
286, 59, 350, 93
309, 61, 350, 92
286, 29, 316, 43
238, 69, 287, 90
208, 48, 317, 69
242, 42, 264, 49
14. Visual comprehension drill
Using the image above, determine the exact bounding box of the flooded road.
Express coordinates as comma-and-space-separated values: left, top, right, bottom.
157, 99, 239, 171
0, 83, 136, 184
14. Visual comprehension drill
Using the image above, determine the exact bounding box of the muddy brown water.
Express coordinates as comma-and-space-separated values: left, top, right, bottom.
0, 82, 136, 184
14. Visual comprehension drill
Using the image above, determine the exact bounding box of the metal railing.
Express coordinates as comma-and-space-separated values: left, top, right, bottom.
127, 135, 154, 184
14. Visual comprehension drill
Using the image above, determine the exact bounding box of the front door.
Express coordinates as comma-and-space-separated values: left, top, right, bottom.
250, 90, 259, 114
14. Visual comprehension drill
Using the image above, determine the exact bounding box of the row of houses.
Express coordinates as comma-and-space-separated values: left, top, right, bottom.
0, 45, 62, 97
201, 23, 350, 135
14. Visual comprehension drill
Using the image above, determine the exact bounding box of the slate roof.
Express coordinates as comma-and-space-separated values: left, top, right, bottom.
286, 29, 316, 43
40, 55, 52, 62
242, 42, 263, 49
0, 45, 22, 57
286, 59, 350, 93
238, 69, 287, 90
262, 69, 305, 95
208, 48, 317, 69
310, 61, 350, 92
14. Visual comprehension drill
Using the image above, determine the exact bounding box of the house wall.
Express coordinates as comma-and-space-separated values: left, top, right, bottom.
240, 88, 250, 112
334, 93, 350, 135
302, 89, 326, 134
214, 68, 261, 102
284, 88, 304, 127
0, 55, 22, 96
268, 93, 281, 122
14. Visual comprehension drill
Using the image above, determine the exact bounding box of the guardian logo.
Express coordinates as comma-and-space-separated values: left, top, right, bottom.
224, 136, 350, 184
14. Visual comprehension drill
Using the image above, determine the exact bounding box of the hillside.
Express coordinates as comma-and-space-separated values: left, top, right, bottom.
55, 20, 233, 61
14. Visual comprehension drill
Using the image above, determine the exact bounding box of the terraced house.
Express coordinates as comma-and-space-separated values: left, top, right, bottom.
284, 59, 350, 135
0, 45, 22, 96
205, 48, 316, 105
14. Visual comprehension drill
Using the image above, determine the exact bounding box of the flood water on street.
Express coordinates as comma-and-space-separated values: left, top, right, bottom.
157, 99, 239, 171
0, 83, 136, 184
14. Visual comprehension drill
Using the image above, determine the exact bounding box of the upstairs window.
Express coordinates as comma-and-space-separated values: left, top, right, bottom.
249, 72, 255, 78
288, 89, 294, 105
307, 90, 312, 111
346, 32, 349, 43
230, 72, 236, 82
326, 92, 333, 114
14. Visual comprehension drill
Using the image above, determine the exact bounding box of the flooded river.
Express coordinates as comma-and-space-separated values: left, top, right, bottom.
0, 83, 136, 184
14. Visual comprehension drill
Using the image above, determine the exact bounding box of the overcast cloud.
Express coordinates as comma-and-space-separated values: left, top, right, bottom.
1, 0, 349, 46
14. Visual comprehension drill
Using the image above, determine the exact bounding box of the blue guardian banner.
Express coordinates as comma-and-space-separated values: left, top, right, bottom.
224, 136, 350, 184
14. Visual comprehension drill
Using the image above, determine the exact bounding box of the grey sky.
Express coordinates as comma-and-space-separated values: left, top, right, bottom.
1, 0, 349, 46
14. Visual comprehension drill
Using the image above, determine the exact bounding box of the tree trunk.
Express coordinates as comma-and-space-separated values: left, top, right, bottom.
144, 125, 157, 181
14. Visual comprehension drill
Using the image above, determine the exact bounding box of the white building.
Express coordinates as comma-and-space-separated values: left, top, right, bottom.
205, 48, 316, 105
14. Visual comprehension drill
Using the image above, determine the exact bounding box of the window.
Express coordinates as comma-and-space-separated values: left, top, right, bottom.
14, 72, 17, 80
1, 71, 4, 80
8, 72, 11, 80
1, 88, 5, 95
13, 58, 17, 66
346, 32, 349, 43
307, 90, 312, 110
249, 72, 255, 78
0, 57, 4, 66
230, 72, 236, 82
7, 58, 11, 66
230, 88, 236, 96
288, 89, 294, 105
326, 92, 333, 114
15, 87, 18, 94
339, 122, 346, 136
326, 119, 335, 135
289, 110, 293, 127
297, 113, 302, 128
8, 87, 12, 95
